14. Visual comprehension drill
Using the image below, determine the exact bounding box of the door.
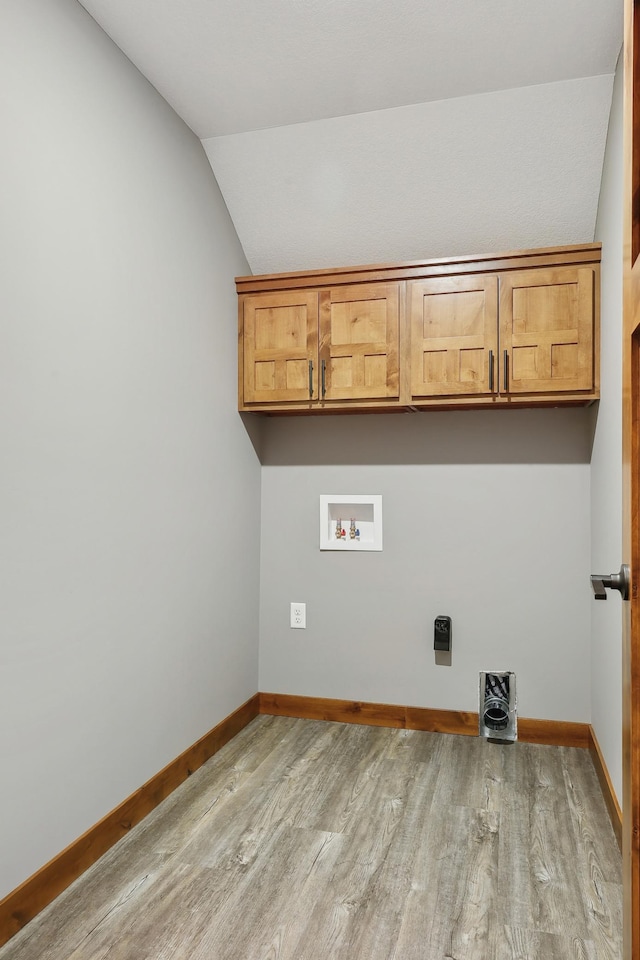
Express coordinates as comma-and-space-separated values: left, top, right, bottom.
318, 282, 400, 402
499, 266, 596, 394
242, 290, 318, 405
408, 275, 498, 398
623, 1, 640, 955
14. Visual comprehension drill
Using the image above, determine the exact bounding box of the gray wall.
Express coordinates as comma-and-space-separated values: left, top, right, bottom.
259, 410, 592, 721
0, 0, 260, 898
592, 54, 624, 803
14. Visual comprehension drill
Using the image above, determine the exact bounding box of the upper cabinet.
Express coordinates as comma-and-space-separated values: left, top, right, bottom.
408, 263, 597, 403
237, 245, 600, 413
240, 281, 402, 411
243, 290, 319, 404
499, 266, 595, 395
409, 275, 499, 400
319, 282, 400, 402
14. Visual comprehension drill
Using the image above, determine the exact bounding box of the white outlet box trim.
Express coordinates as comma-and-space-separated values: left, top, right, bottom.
290, 601, 306, 628
319, 495, 383, 551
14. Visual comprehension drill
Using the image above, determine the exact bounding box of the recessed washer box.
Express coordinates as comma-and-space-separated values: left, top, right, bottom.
319, 495, 383, 551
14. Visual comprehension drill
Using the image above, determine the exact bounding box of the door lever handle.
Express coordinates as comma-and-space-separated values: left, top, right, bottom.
590, 564, 630, 601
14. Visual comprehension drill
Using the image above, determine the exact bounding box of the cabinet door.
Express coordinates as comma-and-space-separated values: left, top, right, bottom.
499, 267, 595, 394
409, 276, 498, 398
319, 283, 400, 401
242, 291, 319, 404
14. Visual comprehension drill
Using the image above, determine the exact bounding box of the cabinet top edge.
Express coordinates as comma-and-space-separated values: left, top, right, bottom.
235, 243, 602, 292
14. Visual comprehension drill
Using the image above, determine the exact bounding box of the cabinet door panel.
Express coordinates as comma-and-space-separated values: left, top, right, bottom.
243, 291, 318, 404
319, 283, 400, 401
500, 267, 594, 393
409, 276, 498, 398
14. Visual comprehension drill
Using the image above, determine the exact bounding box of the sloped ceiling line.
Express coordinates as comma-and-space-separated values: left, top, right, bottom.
76, 0, 622, 274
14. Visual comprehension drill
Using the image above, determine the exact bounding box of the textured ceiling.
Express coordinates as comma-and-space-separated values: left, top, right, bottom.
205, 77, 614, 274
76, 0, 622, 274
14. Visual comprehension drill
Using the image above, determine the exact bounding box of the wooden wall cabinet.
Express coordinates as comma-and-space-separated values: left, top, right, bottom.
242, 290, 319, 405
409, 275, 498, 400
500, 267, 595, 395
240, 282, 402, 411
408, 263, 598, 405
319, 283, 400, 403
237, 245, 600, 413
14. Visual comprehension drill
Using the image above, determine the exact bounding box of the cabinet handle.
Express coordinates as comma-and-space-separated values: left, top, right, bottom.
503, 350, 509, 392
489, 350, 494, 392
309, 360, 313, 398
321, 359, 326, 398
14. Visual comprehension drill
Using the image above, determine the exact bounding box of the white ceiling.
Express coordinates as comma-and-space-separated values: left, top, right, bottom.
77, 0, 623, 274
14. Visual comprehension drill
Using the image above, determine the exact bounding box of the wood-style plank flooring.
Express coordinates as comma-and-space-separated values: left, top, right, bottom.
0, 716, 622, 959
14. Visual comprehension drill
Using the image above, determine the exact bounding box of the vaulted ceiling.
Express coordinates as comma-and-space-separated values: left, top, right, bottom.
77, 0, 622, 275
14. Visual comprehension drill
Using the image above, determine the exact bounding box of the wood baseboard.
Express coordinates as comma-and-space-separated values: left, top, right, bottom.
0, 693, 260, 949
259, 692, 591, 748
589, 725, 623, 850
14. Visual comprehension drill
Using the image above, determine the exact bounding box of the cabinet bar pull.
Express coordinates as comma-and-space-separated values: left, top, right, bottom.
489, 350, 494, 392
503, 350, 509, 392
309, 360, 313, 398
321, 359, 326, 398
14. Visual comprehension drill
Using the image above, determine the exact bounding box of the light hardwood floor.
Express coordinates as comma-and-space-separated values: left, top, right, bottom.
0, 715, 622, 960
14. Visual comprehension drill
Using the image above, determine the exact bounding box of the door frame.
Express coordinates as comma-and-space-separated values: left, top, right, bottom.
622, 1, 640, 955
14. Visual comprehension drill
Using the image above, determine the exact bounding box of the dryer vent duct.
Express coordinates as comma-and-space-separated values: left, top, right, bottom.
479, 671, 517, 741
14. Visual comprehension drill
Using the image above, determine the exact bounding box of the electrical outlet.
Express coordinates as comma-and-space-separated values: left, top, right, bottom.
290, 602, 306, 629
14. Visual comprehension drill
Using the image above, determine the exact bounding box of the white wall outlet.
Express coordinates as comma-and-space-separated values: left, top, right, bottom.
290, 602, 306, 629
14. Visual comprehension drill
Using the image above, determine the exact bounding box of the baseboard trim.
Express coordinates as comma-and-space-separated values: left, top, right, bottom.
0, 693, 260, 949
258, 692, 591, 748
589, 725, 622, 850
